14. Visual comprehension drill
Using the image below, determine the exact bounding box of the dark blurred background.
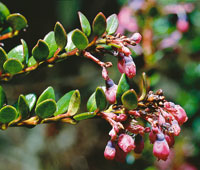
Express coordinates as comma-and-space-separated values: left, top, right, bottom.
0, 0, 199, 170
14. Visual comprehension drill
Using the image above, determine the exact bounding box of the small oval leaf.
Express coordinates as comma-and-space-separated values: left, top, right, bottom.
92, 12, 107, 36
65, 30, 76, 52
106, 14, 119, 35
54, 90, 75, 116
3, 58, 23, 74
116, 74, 130, 103
54, 22, 67, 50
78, 12, 91, 37
36, 86, 55, 105
0, 105, 18, 123
67, 90, 81, 116
8, 45, 24, 62
25, 93, 37, 111
27, 56, 37, 67
0, 47, 8, 70
18, 95, 30, 119
87, 92, 97, 112
121, 89, 138, 110
73, 112, 96, 121
44, 31, 58, 59
32, 39, 50, 62
95, 87, 107, 111
72, 29, 88, 50
0, 2, 10, 24
35, 99, 57, 119
7, 13, 27, 31
21, 39, 29, 65
0, 86, 7, 109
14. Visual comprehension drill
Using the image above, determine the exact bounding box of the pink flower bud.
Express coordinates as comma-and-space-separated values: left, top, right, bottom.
117, 57, 125, 74
134, 135, 144, 154
153, 137, 170, 161
165, 134, 175, 148
174, 105, 188, 125
171, 120, 181, 136
104, 140, 116, 160
109, 127, 117, 141
124, 56, 136, 78
131, 32, 142, 43
149, 130, 157, 144
105, 79, 118, 104
116, 114, 127, 122
102, 67, 108, 80
118, 134, 135, 153
176, 19, 189, 33
115, 145, 127, 162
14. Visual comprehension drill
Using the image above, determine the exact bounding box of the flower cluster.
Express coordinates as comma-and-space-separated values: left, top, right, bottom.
102, 89, 188, 162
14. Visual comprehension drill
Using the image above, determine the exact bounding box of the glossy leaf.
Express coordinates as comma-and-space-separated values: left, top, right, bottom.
7, 13, 27, 31
92, 12, 107, 36
0, 47, 8, 70
27, 56, 37, 67
116, 74, 130, 103
78, 11, 91, 37
0, 105, 18, 123
0, 86, 7, 109
3, 58, 23, 74
35, 99, 57, 119
54, 22, 67, 50
8, 45, 24, 62
73, 112, 96, 121
44, 31, 58, 59
106, 14, 118, 35
18, 95, 30, 119
87, 92, 97, 112
121, 89, 138, 110
72, 29, 88, 50
67, 90, 80, 116
25, 93, 37, 111
32, 39, 49, 61
95, 87, 107, 111
36, 86, 55, 105
0, 2, 10, 23
21, 39, 29, 65
65, 30, 76, 52
54, 90, 75, 116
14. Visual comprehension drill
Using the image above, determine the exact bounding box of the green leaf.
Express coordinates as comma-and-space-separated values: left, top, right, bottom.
35, 99, 57, 119
67, 90, 81, 116
87, 92, 97, 112
0, 2, 10, 24
25, 93, 37, 111
0, 105, 18, 123
78, 11, 91, 37
54, 90, 75, 116
73, 112, 96, 121
92, 12, 107, 36
21, 39, 29, 65
36, 86, 55, 105
27, 56, 37, 67
54, 22, 67, 50
0, 86, 7, 109
71, 29, 88, 50
44, 31, 58, 59
32, 39, 49, 62
0, 47, 8, 70
7, 13, 27, 31
8, 45, 24, 62
116, 74, 130, 103
121, 89, 138, 110
95, 87, 107, 111
18, 95, 30, 119
3, 58, 23, 74
106, 14, 118, 35
65, 30, 76, 52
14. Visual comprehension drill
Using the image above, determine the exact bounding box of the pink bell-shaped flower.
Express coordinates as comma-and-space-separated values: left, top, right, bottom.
104, 140, 116, 160
105, 79, 118, 104
174, 105, 188, 125
118, 134, 135, 153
